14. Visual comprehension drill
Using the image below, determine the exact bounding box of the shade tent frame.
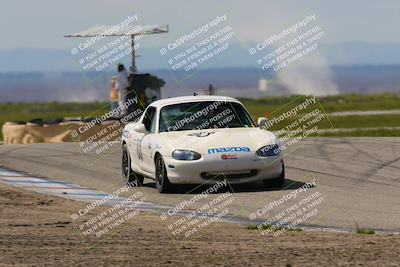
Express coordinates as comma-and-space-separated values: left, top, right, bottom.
65, 24, 169, 73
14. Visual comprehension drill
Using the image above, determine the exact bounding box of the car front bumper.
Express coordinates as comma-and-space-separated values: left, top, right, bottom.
163, 152, 283, 184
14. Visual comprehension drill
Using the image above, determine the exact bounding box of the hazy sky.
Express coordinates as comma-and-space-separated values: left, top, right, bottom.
0, 0, 399, 50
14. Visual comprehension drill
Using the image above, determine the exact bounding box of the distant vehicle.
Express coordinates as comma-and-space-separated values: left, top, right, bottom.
121, 95, 284, 193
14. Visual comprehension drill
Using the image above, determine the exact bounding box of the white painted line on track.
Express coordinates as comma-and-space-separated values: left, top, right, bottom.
0, 167, 398, 235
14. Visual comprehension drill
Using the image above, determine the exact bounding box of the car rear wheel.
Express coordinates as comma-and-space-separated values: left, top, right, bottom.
122, 144, 144, 186
263, 161, 285, 188
155, 155, 173, 193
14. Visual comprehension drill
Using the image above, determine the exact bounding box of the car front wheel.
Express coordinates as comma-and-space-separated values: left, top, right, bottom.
155, 155, 173, 193
122, 144, 144, 186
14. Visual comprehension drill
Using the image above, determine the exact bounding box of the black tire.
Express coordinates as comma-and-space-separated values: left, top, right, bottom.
155, 155, 173, 193
263, 161, 285, 188
122, 143, 144, 186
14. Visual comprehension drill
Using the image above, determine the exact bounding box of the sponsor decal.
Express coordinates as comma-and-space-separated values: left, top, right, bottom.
208, 147, 250, 154
221, 154, 238, 160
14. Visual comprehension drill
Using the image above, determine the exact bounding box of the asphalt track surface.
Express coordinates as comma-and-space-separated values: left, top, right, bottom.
0, 138, 399, 232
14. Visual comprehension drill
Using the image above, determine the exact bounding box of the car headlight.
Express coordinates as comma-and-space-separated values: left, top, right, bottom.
256, 144, 281, 157
172, 150, 201, 160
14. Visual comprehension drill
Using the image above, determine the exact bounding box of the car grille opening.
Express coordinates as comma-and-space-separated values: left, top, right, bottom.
201, 170, 258, 180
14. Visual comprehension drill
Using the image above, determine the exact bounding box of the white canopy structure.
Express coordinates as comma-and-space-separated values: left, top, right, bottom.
65, 24, 168, 72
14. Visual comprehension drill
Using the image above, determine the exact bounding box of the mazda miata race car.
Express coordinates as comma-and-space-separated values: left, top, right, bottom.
121, 95, 285, 193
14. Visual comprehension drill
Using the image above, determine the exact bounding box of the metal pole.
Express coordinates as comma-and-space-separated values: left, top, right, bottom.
131, 34, 137, 73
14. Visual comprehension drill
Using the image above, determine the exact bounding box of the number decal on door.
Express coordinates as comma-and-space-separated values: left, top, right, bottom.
137, 136, 144, 161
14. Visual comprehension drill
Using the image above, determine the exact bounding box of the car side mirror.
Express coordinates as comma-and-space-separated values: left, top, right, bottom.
257, 117, 270, 129
134, 123, 147, 134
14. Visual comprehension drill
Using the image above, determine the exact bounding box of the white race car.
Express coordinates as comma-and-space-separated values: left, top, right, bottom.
121, 95, 284, 193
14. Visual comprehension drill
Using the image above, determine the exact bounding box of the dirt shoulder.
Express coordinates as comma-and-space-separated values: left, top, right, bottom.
0, 183, 399, 267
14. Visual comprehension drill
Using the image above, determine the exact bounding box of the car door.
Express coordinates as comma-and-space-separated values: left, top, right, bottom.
138, 106, 157, 173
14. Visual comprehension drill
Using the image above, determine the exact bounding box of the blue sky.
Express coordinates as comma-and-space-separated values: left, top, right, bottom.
1, 0, 399, 50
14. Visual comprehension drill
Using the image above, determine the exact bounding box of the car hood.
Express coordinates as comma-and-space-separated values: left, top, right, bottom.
158, 127, 278, 155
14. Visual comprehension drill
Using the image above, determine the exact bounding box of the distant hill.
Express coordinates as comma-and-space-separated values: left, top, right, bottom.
1, 42, 400, 72
0, 65, 400, 102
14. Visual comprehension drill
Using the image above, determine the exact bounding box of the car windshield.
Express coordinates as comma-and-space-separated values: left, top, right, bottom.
159, 101, 255, 132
